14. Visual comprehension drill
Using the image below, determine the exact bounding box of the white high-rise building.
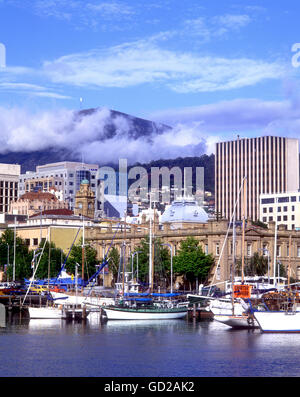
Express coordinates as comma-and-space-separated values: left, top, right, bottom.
0, 163, 20, 213
215, 136, 299, 221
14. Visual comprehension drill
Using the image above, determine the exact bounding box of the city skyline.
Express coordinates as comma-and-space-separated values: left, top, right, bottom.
1, 1, 300, 164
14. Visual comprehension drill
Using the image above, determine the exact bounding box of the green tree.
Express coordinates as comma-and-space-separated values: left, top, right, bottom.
0, 229, 32, 281
173, 237, 214, 290
108, 246, 120, 284
65, 238, 99, 280
237, 252, 268, 277
33, 241, 66, 280
132, 236, 170, 286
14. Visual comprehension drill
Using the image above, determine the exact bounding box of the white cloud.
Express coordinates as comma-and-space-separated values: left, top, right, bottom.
42, 40, 285, 93
0, 106, 207, 163
183, 13, 252, 41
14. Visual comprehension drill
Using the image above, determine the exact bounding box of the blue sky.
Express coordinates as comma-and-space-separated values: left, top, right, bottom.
0, 0, 300, 162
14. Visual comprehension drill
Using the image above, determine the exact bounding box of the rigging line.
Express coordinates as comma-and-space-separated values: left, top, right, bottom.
208, 176, 247, 295
53, 226, 82, 285
84, 222, 121, 298
21, 232, 49, 309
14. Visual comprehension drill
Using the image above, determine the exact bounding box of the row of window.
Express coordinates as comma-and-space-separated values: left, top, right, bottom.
261, 196, 298, 205
263, 206, 295, 213
263, 215, 295, 223
215, 243, 300, 257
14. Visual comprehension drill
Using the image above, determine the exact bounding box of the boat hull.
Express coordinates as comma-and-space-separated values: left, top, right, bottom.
103, 306, 188, 320
254, 311, 300, 333
28, 306, 66, 319
213, 314, 258, 329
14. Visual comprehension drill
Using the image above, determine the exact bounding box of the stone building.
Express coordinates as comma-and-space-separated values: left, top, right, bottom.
74, 179, 96, 218
9, 191, 69, 217
85, 218, 300, 288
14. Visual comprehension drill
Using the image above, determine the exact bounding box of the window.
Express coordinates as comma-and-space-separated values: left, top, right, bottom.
291, 196, 297, 202
283, 216, 288, 221
278, 197, 289, 203
292, 215, 295, 221
262, 198, 274, 204
269, 217, 273, 221
269, 207, 273, 213
283, 206, 288, 212
277, 207, 281, 212
263, 208, 267, 214
247, 244, 252, 257
297, 246, 300, 257
216, 243, 220, 256
277, 245, 281, 257
263, 217, 267, 222
292, 206, 295, 212
277, 216, 281, 222
33, 238, 38, 246
205, 244, 208, 255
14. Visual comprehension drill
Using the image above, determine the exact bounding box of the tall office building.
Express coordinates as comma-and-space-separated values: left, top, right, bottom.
215, 136, 299, 221
0, 163, 20, 213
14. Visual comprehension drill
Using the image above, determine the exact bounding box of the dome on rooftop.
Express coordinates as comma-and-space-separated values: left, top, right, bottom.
81, 179, 89, 184
161, 197, 208, 224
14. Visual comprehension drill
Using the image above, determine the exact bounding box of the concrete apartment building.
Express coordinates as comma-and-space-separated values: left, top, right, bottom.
260, 191, 300, 231
215, 136, 299, 222
0, 163, 20, 213
19, 161, 100, 212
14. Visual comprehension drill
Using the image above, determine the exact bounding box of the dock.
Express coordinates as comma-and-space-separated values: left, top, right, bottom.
187, 303, 214, 321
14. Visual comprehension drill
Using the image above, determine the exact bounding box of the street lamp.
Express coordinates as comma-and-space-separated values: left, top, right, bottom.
161, 243, 173, 294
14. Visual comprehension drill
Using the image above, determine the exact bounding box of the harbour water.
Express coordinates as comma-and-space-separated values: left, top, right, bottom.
1, 313, 300, 378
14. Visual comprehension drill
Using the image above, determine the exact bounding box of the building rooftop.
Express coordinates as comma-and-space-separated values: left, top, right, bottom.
161, 196, 209, 224
19, 192, 58, 201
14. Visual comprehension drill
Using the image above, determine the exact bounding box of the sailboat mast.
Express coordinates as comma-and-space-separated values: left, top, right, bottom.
122, 209, 127, 297
82, 215, 85, 290
241, 177, 247, 283
273, 218, 278, 287
288, 234, 292, 289
231, 209, 236, 314
149, 193, 153, 292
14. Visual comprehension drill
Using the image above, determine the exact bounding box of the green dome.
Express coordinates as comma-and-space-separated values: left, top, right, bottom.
81, 179, 89, 184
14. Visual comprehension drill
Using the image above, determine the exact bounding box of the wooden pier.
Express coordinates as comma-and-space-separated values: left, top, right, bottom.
187, 303, 214, 321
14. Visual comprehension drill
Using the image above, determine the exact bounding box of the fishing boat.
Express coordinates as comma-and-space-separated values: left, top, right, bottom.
103, 196, 188, 321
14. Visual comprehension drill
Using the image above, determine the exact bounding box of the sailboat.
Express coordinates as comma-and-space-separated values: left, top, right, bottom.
103, 196, 188, 321
23, 230, 90, 320
208, 177, 259, 329
252, 235, 300, 333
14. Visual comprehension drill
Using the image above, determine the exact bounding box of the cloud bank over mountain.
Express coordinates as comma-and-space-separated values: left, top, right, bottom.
0, 106, 208, 165
1, 91, 300, 167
